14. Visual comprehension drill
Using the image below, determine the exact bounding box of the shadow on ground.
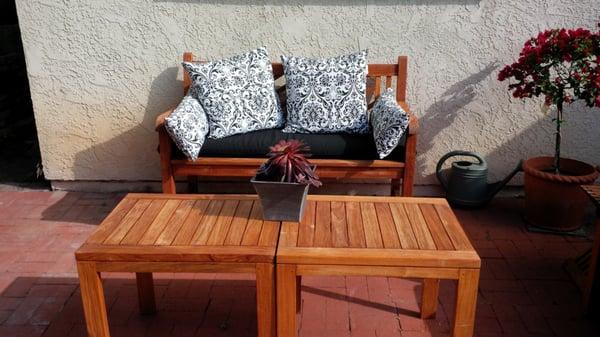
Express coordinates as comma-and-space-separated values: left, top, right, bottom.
0, 275, 451, 337
2, 193, 600, 336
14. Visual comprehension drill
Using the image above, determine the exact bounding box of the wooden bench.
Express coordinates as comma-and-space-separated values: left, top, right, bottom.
155, 53, 419, 196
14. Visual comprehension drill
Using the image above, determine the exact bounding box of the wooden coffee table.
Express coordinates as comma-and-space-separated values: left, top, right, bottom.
75, 194, 279, 337
276, 195, 481, 337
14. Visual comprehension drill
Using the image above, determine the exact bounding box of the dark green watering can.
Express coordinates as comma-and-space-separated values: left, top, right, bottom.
436, 151, 522, 208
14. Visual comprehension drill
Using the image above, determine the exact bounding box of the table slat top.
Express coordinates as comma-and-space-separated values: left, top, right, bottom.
76, 194, 280, 263
277, 195, 479, 268
76, 194, 479, 268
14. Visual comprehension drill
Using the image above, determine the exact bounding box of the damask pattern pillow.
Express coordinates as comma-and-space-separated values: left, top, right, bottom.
182, 47, 284, 139
282, 50, 370, 134
164, 93, 209, 160
371, 88, 410, 159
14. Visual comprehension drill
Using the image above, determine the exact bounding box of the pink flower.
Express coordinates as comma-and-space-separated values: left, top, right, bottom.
564, 53, 573, 62
571, 28, 591, 39
499, 23, 600, 110
498, 65, 512, 81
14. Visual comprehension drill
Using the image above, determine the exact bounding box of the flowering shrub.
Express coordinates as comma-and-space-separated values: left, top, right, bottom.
498, 26, 600, 107
498, 24, 600, 173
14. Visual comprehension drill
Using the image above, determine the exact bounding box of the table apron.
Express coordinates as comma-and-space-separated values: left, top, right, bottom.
93, 261, 258, 273
294, 264, 480, 279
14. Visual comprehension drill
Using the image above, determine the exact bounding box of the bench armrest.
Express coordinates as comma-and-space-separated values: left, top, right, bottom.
398, 101, 418, 135
155, 108, 175, 131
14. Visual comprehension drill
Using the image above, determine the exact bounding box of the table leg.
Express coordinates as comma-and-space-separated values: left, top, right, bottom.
452, 269, 480, 337
256, 263, 276, 337
136, 272, 156, 314
277, 264, 297, 337
421, 278, 439, 319
77, 262, 110, 337
296, 275, 302, 313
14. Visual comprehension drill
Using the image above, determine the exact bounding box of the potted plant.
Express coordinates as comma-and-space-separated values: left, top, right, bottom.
498, 24, 600, 231
251, 139, 322, 221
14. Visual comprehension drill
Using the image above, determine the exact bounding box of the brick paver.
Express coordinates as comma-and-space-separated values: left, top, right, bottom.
0, 191, 598, 337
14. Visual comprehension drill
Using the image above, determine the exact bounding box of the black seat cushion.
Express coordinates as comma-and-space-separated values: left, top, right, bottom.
192, 128, 406, 161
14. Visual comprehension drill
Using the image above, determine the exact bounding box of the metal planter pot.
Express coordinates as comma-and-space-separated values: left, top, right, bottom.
251, 178, 310, 222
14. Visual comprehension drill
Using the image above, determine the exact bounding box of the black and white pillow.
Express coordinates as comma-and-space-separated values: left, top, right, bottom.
183, 47, 283, 139
371, 88, 410, 159
164, 93, 209, 160
282, 50, 370, 134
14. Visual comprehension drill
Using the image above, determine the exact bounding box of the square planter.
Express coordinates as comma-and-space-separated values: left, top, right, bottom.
251, 178, 310, 222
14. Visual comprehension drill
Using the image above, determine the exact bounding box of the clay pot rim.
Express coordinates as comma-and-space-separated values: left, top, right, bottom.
523, 156, 599, 184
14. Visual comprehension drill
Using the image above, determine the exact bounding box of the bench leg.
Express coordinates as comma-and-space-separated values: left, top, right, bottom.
256, 263, 276, 337
77, 262, 110, 337
421, 278, 439, 319
296, 275, 302, 313
162, 174, 176, 194
136, 272, 156, 315
158, 128, 176, 194
453, 269, 480, 337
277, 264, 297, 337
402, 133, 417, 197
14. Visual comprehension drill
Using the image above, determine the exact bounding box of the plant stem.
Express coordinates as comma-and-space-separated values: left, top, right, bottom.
554, 99, 563, 174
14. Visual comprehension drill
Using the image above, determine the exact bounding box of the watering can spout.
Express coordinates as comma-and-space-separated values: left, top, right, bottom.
486, 160, 523, 198
484, 160, 523, 203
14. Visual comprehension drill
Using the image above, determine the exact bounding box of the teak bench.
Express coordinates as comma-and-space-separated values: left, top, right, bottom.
155, 53, 419, 196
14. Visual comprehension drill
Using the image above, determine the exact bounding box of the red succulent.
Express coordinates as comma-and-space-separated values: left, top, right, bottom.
257, 139, 322, 187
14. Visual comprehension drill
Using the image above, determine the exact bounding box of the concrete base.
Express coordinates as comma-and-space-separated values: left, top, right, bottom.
49, 179, 525, 198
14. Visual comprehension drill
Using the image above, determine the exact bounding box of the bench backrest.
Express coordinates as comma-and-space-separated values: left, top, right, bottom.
181, 52, 407, 106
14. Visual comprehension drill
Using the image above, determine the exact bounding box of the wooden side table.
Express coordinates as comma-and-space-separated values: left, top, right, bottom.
276, 195, 481, 337
75, 194, 279, 337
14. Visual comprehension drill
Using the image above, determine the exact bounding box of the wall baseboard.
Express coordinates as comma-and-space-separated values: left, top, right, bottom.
49, 179, 524, 198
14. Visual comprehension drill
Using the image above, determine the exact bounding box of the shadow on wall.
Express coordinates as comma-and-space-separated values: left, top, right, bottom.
153, 0, 481, 5
423, 62, 599, 185
71, 67, 184, 185
418, 63, 498, 181
486, 105, 600, 182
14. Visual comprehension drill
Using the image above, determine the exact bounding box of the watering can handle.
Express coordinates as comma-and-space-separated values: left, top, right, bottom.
435, 151, 486, 189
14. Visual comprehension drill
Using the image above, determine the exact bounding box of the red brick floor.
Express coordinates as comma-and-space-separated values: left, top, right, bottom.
0, 191, 598, 337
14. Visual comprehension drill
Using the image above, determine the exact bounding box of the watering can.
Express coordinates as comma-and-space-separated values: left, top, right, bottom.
436, 151, 522, 208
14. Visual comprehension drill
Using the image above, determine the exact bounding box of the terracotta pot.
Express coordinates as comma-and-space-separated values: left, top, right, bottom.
523, 156, 599, 231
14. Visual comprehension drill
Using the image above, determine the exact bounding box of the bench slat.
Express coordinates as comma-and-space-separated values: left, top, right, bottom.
172, 158, 405, 168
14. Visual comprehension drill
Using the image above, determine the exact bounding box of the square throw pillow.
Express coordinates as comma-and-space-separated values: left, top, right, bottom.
282, 50, 370, 134
371, 88, 410, 159
182, 47, 283, 139
164, 93, 209, 160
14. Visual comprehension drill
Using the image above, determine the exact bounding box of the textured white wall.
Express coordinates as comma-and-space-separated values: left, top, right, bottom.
14, 0, 600, 184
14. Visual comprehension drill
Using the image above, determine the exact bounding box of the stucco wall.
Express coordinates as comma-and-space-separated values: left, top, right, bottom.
14, 0, 600, 184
